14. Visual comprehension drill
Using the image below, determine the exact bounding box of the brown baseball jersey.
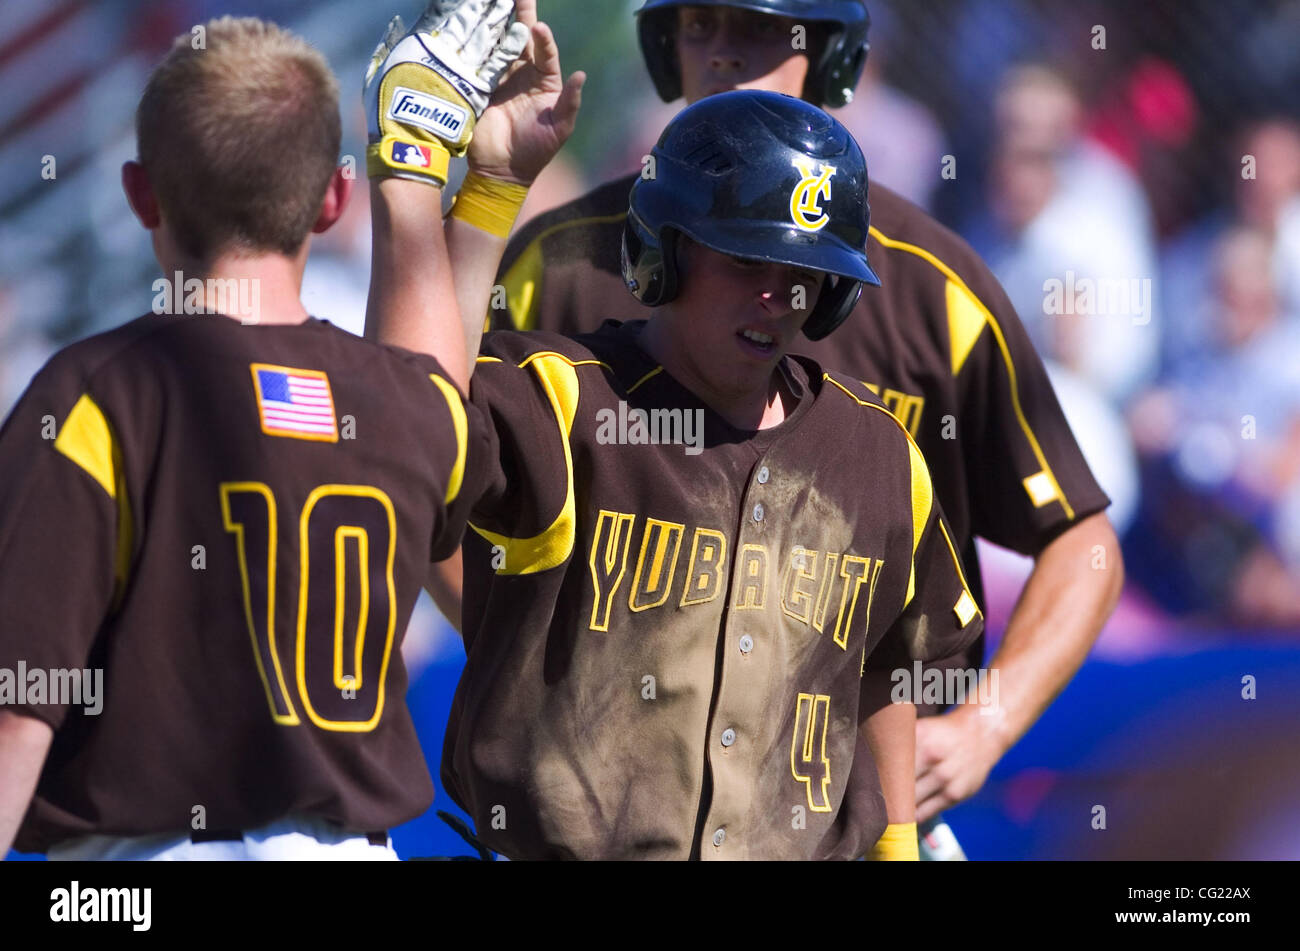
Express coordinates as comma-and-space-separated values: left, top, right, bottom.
442, 321, 983, 860
0, 313, 481, 853
490, 178, 1110, 677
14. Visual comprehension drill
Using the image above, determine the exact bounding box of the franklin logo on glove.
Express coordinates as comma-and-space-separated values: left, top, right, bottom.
389, 87, 468, 139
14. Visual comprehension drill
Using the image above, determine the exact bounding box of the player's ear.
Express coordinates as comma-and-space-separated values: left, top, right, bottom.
121, 160, 160, 229
311, 165, 354, 235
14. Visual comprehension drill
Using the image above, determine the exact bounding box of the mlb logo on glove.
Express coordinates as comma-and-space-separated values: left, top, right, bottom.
392, 142, 433, 168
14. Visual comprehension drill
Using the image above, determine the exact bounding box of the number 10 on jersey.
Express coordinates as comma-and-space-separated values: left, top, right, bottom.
220, 482, 398, 733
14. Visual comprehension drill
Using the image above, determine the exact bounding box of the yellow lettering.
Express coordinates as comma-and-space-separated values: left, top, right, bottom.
781, 547, 819, 624
680, 528, 727, 607
860, 380, 925, 438
791, 693, 832, 813
588, 510, 635, 631
812, 552, 840, 633
733, 544, 768, 610
629, 518, 685, 612
831, 556, 883, 650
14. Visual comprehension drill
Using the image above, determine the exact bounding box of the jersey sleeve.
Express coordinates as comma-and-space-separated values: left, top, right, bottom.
865, 439, 984, 674
463, 340, 580, 575
0, 372, 124, 729
951, 258, 1111, 554
425, 372, 494, 562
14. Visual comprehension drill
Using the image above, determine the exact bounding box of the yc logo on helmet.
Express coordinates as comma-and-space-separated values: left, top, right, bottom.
789, 158, 836, 232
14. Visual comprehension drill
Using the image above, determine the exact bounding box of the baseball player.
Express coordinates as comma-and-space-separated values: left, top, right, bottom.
0, 7, 536, 859
368, 4, 986, 855
488, 0, 1124, 846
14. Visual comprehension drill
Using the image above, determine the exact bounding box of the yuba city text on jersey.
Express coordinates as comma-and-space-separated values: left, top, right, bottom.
587, 510, 882, 645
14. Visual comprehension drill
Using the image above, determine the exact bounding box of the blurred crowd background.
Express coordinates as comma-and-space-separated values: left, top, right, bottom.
2, 0, 1298, 860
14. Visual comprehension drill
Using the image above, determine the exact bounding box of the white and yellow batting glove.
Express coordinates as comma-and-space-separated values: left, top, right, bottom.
363, 0, 529, 187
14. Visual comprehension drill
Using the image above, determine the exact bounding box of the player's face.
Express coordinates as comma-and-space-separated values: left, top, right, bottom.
675, 6, 812, 103
669, 241, 822, 388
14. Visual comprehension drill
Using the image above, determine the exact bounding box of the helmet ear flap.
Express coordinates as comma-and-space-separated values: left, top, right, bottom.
622, 216, 681, 307
638, 9, 682, 104
821, 36, 870, 107
802, 275, 863, 340
813, 15, 872, 108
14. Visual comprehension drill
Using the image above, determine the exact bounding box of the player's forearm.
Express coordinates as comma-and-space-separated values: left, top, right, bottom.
425, 549, 466, 635
445, 215, 513, 371
365, 178, 469, 390
0, 711, 54, 853
860, 687, 916, 824
978, 512, 1123, 751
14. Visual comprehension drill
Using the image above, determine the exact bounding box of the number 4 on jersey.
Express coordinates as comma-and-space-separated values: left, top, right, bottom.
791, 692, 833, 813
220, 482, 399, 733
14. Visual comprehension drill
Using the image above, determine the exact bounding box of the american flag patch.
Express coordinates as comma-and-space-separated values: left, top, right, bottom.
250, 364, 338, 442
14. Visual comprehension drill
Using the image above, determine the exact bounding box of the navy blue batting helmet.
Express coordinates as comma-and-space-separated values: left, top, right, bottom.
636, 0, 871, 108
622, 89, 879, 341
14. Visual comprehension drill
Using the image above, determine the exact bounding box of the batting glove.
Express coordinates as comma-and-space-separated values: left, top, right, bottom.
363, 0, 529, 187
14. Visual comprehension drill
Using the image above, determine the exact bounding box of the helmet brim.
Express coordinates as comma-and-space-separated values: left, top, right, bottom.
669, 217, 881, 287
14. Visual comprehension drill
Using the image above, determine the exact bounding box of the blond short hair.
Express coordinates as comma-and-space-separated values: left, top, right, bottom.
136, 17, 341, 261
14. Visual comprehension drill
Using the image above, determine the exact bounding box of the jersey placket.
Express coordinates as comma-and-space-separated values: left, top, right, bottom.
699, 458, 776, 859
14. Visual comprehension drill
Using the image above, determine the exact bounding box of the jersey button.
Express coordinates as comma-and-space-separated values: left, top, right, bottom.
712, 828, 726, 847
721, 728, 736, 747
739, 634, 754, 654
757, 466, 770, 484
752, 503, 765, 522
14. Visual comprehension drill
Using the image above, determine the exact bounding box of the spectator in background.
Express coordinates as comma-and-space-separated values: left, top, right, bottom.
1237, 120, 1300, 318
1127, 225, 1300, 628
0, 281, 56, 421
1085, 57, 1199, 236
1161, 118, 1300, 373
974, 64, 1161, 405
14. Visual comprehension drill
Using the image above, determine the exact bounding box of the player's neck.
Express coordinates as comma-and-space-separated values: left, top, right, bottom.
638, 320, 793, 431
155, 247, 312, 326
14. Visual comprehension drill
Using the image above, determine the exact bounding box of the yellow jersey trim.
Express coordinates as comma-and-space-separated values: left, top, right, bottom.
868, 226, 1074, 520
55, 393, 135, 602
428, 374, 468, 504
822, 374, 978, 617
55, 394, 117, 499
500, 213, 628, 331
626, 366, 664, 394
945, 279, 988, 376
904, 438, 932, 609
469, 353, 592, 574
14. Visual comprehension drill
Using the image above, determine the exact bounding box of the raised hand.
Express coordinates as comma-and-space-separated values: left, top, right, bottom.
363, 0, 530, 187
466, 0, 585, 185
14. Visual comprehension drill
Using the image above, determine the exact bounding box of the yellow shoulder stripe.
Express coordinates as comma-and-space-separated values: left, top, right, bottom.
499, 212, 628, 331
469, 353, 584, 574
945, 280, 988, 376
822, 374, 979, 617
55, 394, 118, 499
428, 375, 468, 505
904, 438, 932, 608
822, 375, 931, 605
54, 393, 134, 601
869, 226, 1074, 520
517, 351, 612, 374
